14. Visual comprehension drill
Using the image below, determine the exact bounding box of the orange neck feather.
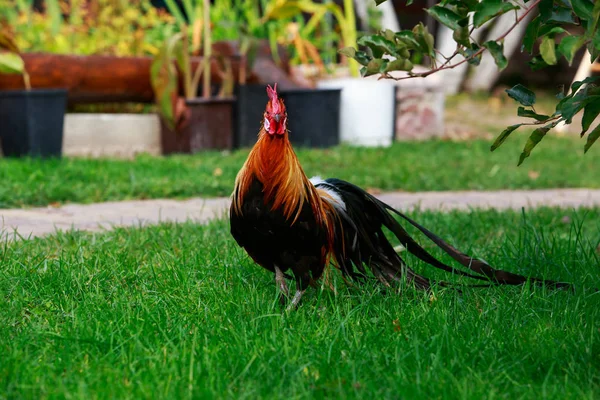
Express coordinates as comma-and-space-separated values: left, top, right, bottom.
232, 130, 325, 225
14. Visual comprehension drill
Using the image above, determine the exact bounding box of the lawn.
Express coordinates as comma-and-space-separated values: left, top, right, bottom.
0, 134, 599, 209
2, 207, 599, 398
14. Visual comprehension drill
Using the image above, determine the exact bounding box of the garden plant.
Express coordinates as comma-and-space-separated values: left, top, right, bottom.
341, 0, 600, 162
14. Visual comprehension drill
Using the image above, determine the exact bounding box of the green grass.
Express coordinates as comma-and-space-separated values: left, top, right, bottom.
2, 207, 599, 398
1, 134, 599, 209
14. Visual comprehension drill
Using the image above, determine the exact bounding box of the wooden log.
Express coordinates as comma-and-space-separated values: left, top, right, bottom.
0, 39, 293, 104
0, 53, 257, 104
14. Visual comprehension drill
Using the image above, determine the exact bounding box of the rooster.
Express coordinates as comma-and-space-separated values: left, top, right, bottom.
230, 84, 570, 309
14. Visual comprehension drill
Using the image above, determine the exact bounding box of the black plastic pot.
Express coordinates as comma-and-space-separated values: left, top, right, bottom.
283, 88, 341, 148
234, 84, 266, 148
234, 85, 341, 148
0, 88, 67, 157
161, 97, 235, 154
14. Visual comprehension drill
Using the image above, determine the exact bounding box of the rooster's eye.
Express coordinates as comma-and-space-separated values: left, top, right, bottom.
264, 117, 271, 131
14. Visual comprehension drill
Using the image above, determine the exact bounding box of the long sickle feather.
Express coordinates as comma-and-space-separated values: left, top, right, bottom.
384, 204, 573, 290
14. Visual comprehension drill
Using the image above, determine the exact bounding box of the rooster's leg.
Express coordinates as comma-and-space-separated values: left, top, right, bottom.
274, 265, 289, 304
285, 272, 310, 311
286, 290, 305, 311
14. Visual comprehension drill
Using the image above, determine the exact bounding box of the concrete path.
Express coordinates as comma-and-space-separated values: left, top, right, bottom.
2, 188, 600, 240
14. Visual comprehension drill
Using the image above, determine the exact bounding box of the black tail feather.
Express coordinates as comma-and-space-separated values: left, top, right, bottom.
385, 204, 572, 290
320, 178, 572, 292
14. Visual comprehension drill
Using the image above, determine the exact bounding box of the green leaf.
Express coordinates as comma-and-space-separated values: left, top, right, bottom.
571, 76, 600, 93
538, 0, 553, 21
45, 0, 63, 35
538, 25, 566, 38
362, 58, 387, 77
453, 26, 470, 47
483, 40, 507, 70
357, 35, 400, 58
263, 1, 302, 20
540, 36, 557, 65
466, 55, 482, 65
528, 55, 549, 71
588, 1, 600, 36
570, 0, 594, 20
0, 52, 25, 75
171, 42, 187, 79
354, 51, 372, 66
584, 124, 600, 153
383, 29, 396, 42
457, 0, 479, 8
558, 35, 584, 65
473, 0, 519, 28
338, 47, 356, 58
384, 58, 413, 72
412, 23, 435, 58
354, 50, 372, 65
517, 107, 550, 121
556, 92, 600, 124
522, 15, 540, 53
338, 47, 371, 66
0, 31, 21, 53
395, 31, 420, 50
490, 124, 523, 151
459, 44, 482, 65
551, 8, 577, 24
518, 125, 552, 166
581, 98, 600, 135
426, 6, 463, 30
163, 0, 188, 27
150, 41, 179, 130
506, 84, 536, 106
588, 26, 600, 62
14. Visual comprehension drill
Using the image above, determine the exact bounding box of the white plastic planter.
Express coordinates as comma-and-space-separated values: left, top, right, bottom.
317, 78, 396, 147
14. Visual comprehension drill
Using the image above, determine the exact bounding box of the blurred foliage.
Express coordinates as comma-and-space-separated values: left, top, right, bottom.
151, 0, 236, 130
0, 28, 31, 88
366, 1, 383, 33
262, 0, 358, 76
0, 0, 356, 71
0, 0, 179, 56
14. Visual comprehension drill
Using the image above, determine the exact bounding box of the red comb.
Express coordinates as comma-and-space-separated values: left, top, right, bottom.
266, 83, 284, 114
266, 83, 278, 100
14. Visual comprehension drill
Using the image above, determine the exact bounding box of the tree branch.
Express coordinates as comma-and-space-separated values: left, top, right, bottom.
381, 0, 541, 81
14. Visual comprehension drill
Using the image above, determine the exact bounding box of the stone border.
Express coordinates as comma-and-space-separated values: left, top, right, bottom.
2, 188, 600, 241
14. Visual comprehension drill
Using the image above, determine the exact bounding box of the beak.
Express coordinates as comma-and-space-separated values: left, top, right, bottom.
274, 114, 281, 123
